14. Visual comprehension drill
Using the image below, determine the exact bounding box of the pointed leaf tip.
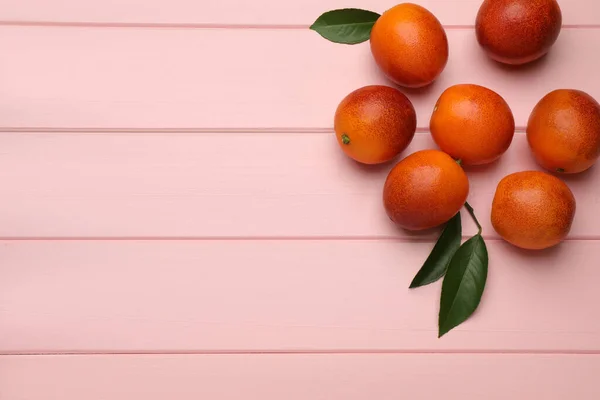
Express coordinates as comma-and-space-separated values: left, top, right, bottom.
438, 234, 488, 338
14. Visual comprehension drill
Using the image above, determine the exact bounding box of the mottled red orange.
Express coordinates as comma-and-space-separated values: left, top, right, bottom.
383, 149, 469, 231
476, 0, 562, 65
334, 85, 417, 165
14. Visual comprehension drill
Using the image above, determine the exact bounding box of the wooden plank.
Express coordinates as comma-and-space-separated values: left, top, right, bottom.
0, 27, 598, 130
1, 354, 600, 399
0, 133, 596, 239
1, 240, 599, 353
0, 0, 597, 26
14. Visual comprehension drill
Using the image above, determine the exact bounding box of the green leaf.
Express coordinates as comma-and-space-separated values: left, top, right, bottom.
438, 234, 488, 338
409, 212, 462, 289
309, 9, 381, 44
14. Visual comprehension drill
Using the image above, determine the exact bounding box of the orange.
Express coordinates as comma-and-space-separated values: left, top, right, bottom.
491, 171, 576, 250
527, 89, 600, 174
370, 3, 448, 88
334, 85, 417, 164
383, 149, 469, 231
430, 84, 515, 166
476, 0, 562, 65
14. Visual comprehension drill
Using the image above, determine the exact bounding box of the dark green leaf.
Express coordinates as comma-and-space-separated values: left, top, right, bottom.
410, 212, 462, 289
309, 9, 381, 44
438, 234, 488, 338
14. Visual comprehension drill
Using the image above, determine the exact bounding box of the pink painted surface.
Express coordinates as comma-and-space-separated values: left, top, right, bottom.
0, 27, 598, 130
0, 0, 598, 25
1, 0, 600, 398
0, 133, 599, 239
1, 240, 599, 353
2, 354, 600, 399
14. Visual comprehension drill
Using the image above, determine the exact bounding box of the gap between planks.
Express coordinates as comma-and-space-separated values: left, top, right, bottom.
4, 349, 600, 356
0, 21, 598, 30
1, 236, 600, 242
0, 127, 528, 134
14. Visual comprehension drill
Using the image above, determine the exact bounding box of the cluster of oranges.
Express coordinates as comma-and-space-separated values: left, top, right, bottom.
332, 0, 600, 251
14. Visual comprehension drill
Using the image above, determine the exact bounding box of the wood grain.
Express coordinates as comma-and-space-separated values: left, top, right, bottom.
1, 240, 599, 353
0, 0, 597, 26
0, 27, 598, 130
0, 133, 596, 239
1, 354, 600, 399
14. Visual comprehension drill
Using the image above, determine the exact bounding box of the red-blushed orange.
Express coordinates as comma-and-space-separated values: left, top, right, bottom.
383, 149, 469, 231
334, 85, 417, 164
476, 0, 562, 65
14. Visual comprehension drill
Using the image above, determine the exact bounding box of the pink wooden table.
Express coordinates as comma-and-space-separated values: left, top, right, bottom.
1, 0, 599, 398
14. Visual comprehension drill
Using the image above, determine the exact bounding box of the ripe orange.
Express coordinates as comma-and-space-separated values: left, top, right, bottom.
383, 149, 469, 231
476, 0, 562, 65
334, 85, 417, 164
430, 84, 515, 166
491, 171, 576, 250
527, 89, 600, 174
370, 3, 448, 88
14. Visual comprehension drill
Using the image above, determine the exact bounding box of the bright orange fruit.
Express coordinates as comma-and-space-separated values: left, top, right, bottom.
527, 89, 600, 174
370, 3, 448, 88
383, 149, 469, 231
334, 85, 417, 164
491, 171, 576, 250
430, 84, 515, 166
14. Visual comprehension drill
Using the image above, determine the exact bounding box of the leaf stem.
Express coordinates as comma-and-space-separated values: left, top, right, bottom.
464, 202, 482, 235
